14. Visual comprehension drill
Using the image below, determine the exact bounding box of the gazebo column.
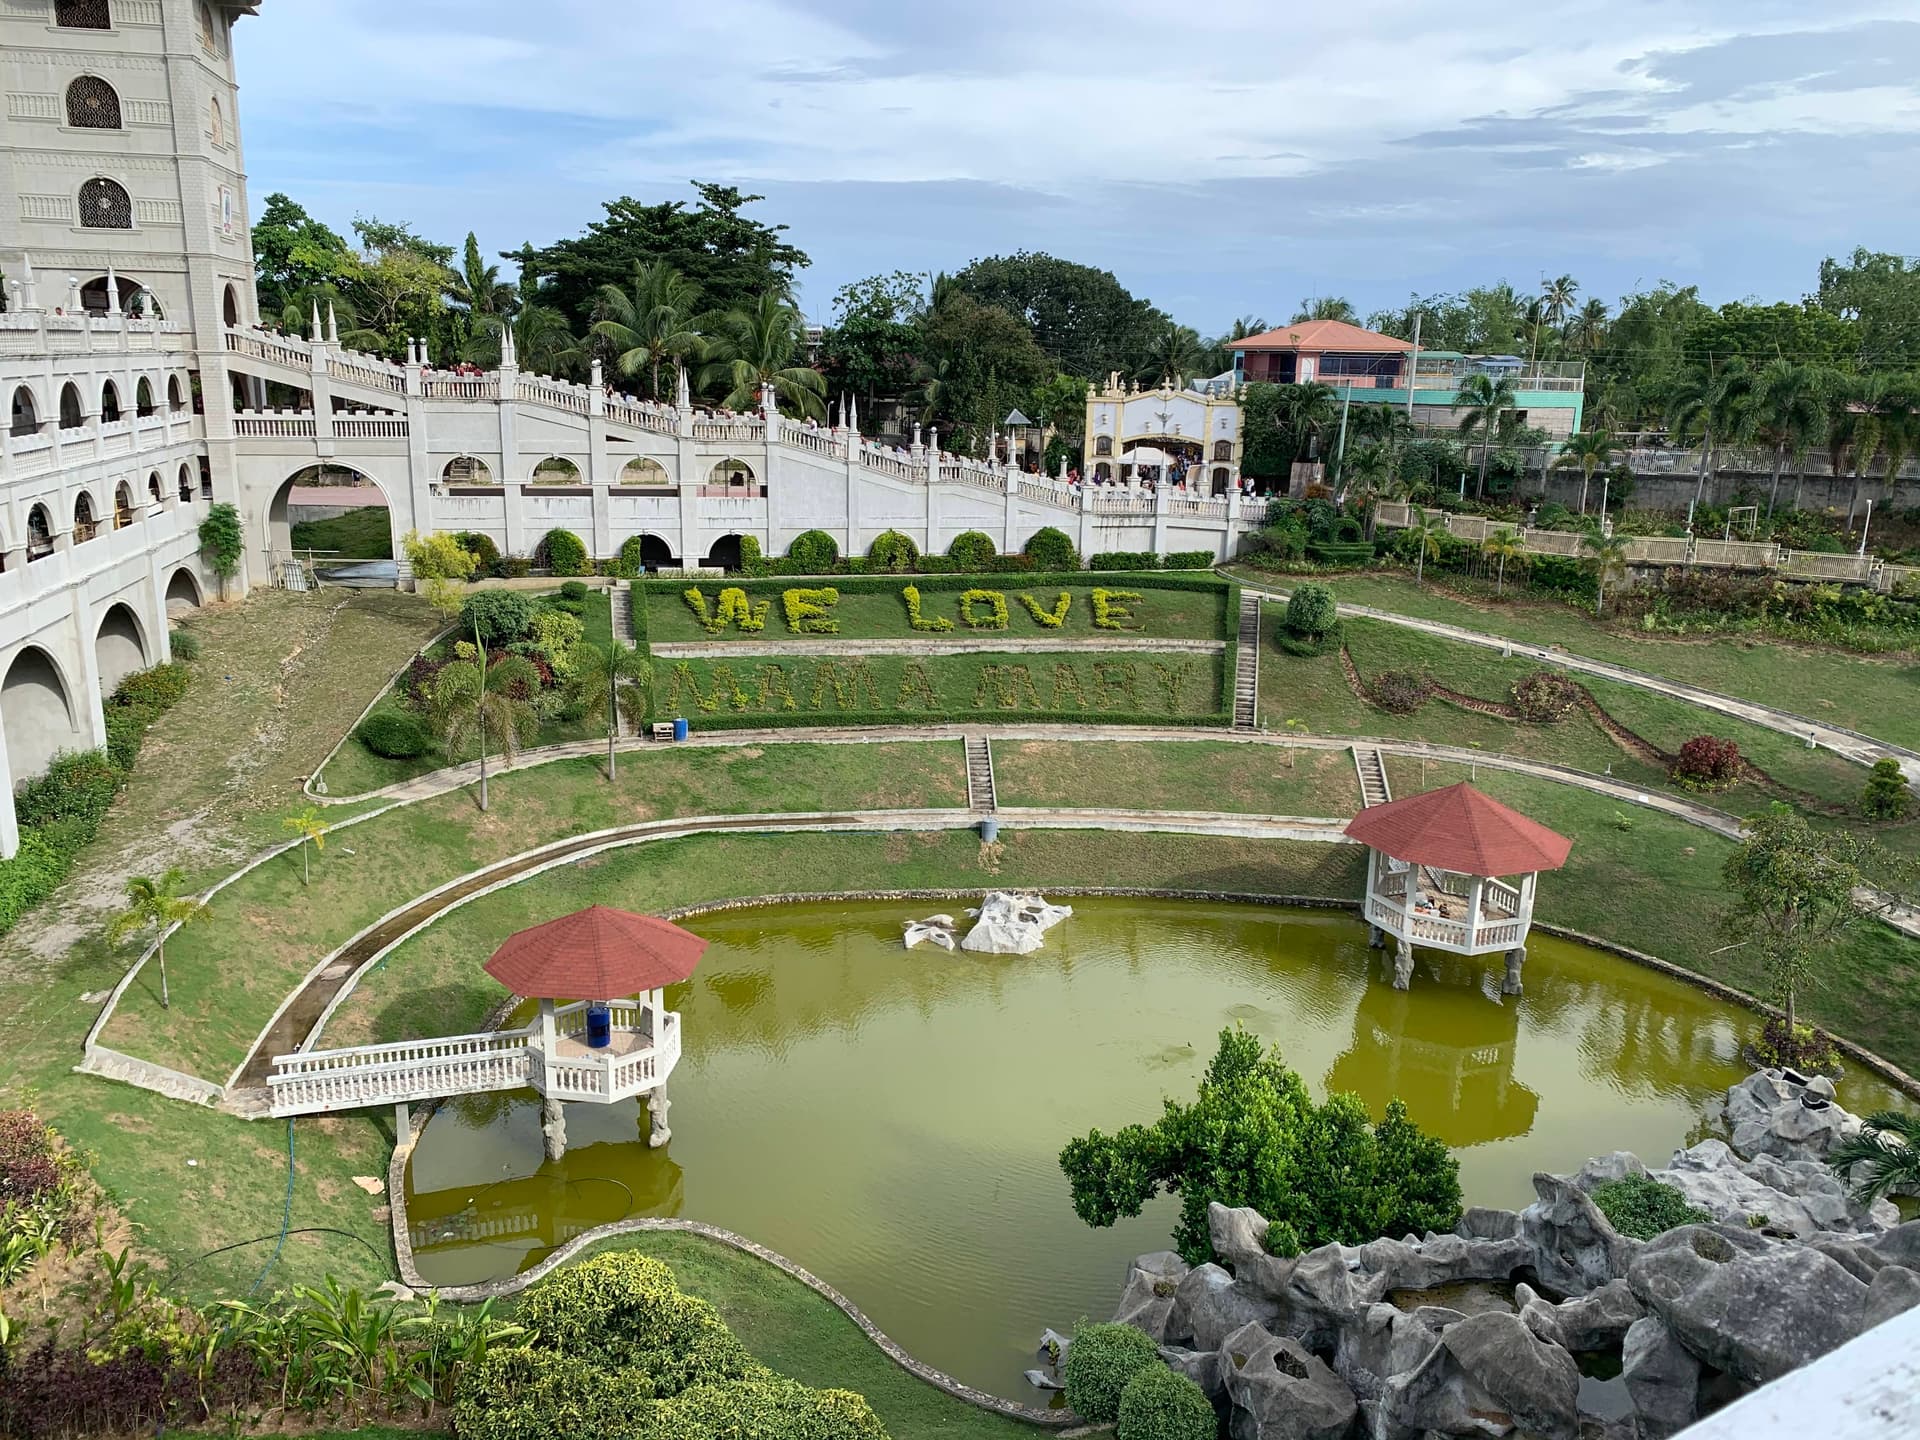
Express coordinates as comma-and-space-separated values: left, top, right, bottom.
1504, 946, 1526, 996
647, 1084, 671, 1147
536, 997, 567, 1160
1392, 937, 1415, 990
541, 1097, 568, 1161
1466, 876, 1484, 951
1365, 849, 1384, 947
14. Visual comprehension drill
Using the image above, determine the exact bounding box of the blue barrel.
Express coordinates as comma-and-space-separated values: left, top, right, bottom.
979, 817, 999, 843
672, 717, 689, 742
585, 1004, 612, 1049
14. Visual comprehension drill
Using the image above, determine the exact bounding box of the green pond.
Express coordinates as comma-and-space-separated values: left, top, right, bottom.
404, 896, 1905, 1402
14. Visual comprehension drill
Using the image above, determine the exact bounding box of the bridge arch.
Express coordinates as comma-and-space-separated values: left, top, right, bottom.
700, 534, 745, 572
95, 602, 148, 693
10, 384, 39, 437
2, 645, 86, 784
618, 456, 668, 486
59, 382, 84, 429
165, 568, 204, 614
264, 463, 397, 572
636, 534, 678, 569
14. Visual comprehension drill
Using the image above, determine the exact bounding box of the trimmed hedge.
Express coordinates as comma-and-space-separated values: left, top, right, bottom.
605, 534, 647, 579
1117, 1364, 1217, 1440
1088, 550, 1217, 571
787, 529, 841, 572
868, 529, 920, 573
638, 570, 1230, 601
541, 528, 590, 577
1064, 1322, 1162, 1424
1024, 526, 1078, 570
356, 709, 432, 758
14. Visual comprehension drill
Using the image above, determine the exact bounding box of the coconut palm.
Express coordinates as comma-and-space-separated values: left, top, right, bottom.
1847, 374, 1920, 527
1406, 507, 1450, 586
1665, 360, 1756, 508
1568, 297, 1610, 354
1582, 532, 1630, 617
1540, 275, 1579, 334
1551, 429, 1617, 514
1828, 1110, 1920, 1205
448, 233, 514, 317
107, 868, 208, 1011
1274, 382, 1341, 468
1291, 296, 1358, 324
1343, 441, 1394, 500
1352, 403, 1414, 456
1453, 374, 1520, 498
1139, 323, 1207, 385
590, 262, 706, 402
281, 805, 328, 887
433, 651, 541, 812
1482, 527, 1527, 597
569, 638, 652, 781
704, 290, 828, 420
1749, 360, 1828, 517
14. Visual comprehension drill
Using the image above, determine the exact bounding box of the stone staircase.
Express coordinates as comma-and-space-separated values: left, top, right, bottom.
1352, 746, 1392, 809
612, 581, 637, 737
965, 736, 998, 813
1233, 592, 1262, 730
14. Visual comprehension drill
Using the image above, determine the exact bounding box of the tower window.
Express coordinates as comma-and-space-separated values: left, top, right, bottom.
66, 76, 122, 130
78, 177, 133, 230
197, 2, 226, 56
208, 96, 224, 146
54, 0, 111, 29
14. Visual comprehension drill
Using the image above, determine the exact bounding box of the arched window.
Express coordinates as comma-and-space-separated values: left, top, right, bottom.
78, 177, 133, 230
65, 75, 122, 129
100, 381, 121, 423
1094, 435, 1113, 456
27, 505, 54, 559
148, 472, 163, 504
530, 456, 581, 485
1213, 440, 1232, 462
59, 383, 84, 429
135, 377, 154, 417
73, 492, 97, 542
208, 96, 225, 146
114, 482, 134, 528
9, 386, 38, 438
1094, 462, 1112, 482
178, 463, 193, 502
54, 0, 111, 28
197, 2, 225, 56
222, 285, 239, 327
167, 375, 184, 411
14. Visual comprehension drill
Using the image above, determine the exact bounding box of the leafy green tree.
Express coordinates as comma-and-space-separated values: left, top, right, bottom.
512, 183, 808, 331
703, 291, 826, 419
1720, 804, 1911, 1037
1816, 248, 1920, 369
1551, 429, 1617, 515
281, 806, 328, 886
1482, 526, 1526, 596
1026, 373, 1091, 447
1665, 358, 1757, 507
198, 503, 243, 599
1587, 283, 1712, 427
1276, 382, 1339, 465
1861, 758, 1912, 821
448, 232, 514, 318
1829, 1110, 1920, 1205
107, 868, 208, 1010
569, 639, 652, 781
251, 192, 356, 323
818, 271, 926, 415
948, 251, 1167, 380
1057, 1028, 1460, 1264
590, 261, 706, 401
1238, 383, 1291, 480
1453, 373, 1520, 498
914, 290, 1050, 447
1582, 532, 1630, 616
1686, 300, 1857, 371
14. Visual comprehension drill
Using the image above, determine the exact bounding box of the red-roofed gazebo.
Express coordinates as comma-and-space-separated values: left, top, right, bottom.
484, 905, 709, 1001
1344, 783, 1572, 993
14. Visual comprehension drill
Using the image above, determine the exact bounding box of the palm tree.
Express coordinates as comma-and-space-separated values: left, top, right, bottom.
433, 650, 541, 812
282, 806, 328, 886
590, 262, 706, 402
1406, 507, 1449, 586
1276, 382, 1341, 467
1482, 527, 1527, 597
1828, 1110, 1920, 1205
1140, 323, 1206, 385
1343, 441, 1393, 500
1568, 298, 1610, 354
448, 233, 514, 317
1582, 532, 1630, 617
1551, 429, 1617, 514
1847, 374, 1920, 528
704, 290, 827, 420
1291, 296, 1358, 324
1750, 360, 1828, 518
1540, 275, 1579, 334
1352, 403, 1413, 455
107, 868, 208, 1011
1453, 374, 1520, 498
569, 639, 652, 781
1665, 360, 1756, 508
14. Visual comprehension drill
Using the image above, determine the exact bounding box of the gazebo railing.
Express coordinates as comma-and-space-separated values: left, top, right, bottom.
1365, 889, 1526, 954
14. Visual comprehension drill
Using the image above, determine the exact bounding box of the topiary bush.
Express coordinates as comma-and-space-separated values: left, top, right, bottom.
948, 530, 997, 571
868, 529, 919, 573
1284, 583, 1338, 638
455, 530, 504, 577
1861, 757, 1912, 821
1669, 735, 1742, 791
1063, 1322, 1162, 1424
1025, 526, 1078, 571
558, 580, 590, 603
1511, 670, 1582, 724
460, 590, 538, 646
357, 709, 432, 759
1590, 1175, 1712, 1240
605, 534, 648, 580
540, 528, 590, 577
1116, 1364, 1216, 1440
786, 529, 841, 573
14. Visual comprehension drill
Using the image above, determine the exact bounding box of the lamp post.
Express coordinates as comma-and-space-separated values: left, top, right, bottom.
1004, 408, 1032, 470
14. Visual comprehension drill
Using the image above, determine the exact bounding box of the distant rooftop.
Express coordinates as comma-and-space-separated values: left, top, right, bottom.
1231, 319, 1411, 355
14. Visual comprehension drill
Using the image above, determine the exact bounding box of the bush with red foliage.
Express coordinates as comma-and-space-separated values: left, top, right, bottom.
1669, 735, 1742, 790
0, 1108, 63, 1207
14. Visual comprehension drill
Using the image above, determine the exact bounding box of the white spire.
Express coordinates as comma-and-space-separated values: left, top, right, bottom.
845, 391, 858, 435
675, 362, 691, 410
18, 252, 37, 310
327, 302, 339, 343
312, 301, 324, 341
104, 263, 122, 316
67, 275, 82, 312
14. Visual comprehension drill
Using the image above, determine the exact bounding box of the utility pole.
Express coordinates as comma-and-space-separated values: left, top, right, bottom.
1333, 387, 1353, 492
474, 615, 490, 812
1404, 312, 1422, 423
1859, 499, 1873, 556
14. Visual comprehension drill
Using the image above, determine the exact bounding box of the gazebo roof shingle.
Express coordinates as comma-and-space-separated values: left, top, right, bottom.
483, 905, 708, 1001
1344, 782, 1572, 877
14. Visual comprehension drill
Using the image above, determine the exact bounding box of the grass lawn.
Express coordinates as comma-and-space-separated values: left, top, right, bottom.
1232, 565, 1920, 751
316, 590, 613, 796
661, 649, 1227, 727
101, 741, 972, 1081
993, 739, 1361, 816
646, 579, 1227, 644
557, 1231, 1037, 1440
290, 506, 395, 560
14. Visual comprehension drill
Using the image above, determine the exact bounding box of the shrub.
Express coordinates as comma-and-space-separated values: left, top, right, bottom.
1747, 1016, 1844, 1076
111, 662, 190, 718
1369, 668, 1429, 715
1669, 735, 1742, 790
540, 528, 590, 577
502, 555, 533, 579
403, 529, 478, 581
787, 529, 841, 573
0, 831, 73, 934
489, 654, 544, 703
1163, 550, 1212, 570
1090, 551, 1160, 571
902, 585, 955, 632
868, 530, 919, 573
782, 587, 840, 634
1262, 1218, 1302, 1257
738, 534, 768, 577
15, 751, 121, 830
1861, 757, 1912, 821
1284, 582, 1338, 639
1063, 1322, 1161, 1424
1116, 1364, 1216, 1440
605, 534, 648, 579
1025, 526, 1078, 570
461, 590, 538, 646
948, 531, 998, 571
168, 627, 201, 662
104, 707, 146, 771
356, 709, 432, 759
455, 530, 504, 577
1590, 1175, 1712, 1240
959, 588, 1009, 630
558, 580, 590, 603
1511, 670, 1582, 724
197, 502, 244, 591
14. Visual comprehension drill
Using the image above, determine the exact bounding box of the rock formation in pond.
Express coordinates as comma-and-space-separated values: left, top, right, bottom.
960, 892, 1072, 954
1070, 1069, 1920, 1439
902, 913, 958, 950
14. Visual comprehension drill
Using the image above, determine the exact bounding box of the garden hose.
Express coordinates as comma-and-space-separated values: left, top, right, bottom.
246, 1118, 297, 1294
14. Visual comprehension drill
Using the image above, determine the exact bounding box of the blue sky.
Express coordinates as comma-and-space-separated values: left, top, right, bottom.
234, 1, 1920, 333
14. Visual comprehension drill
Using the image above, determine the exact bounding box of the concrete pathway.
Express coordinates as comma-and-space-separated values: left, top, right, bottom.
1229, 575, 1920, 781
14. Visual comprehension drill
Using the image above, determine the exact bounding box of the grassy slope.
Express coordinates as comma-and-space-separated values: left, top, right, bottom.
101, 741, 971, 1080
1234, 566, 1920, 750
290, 507, 395, 560
994, 739, 1362, 816
647, 580, 1225, 644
